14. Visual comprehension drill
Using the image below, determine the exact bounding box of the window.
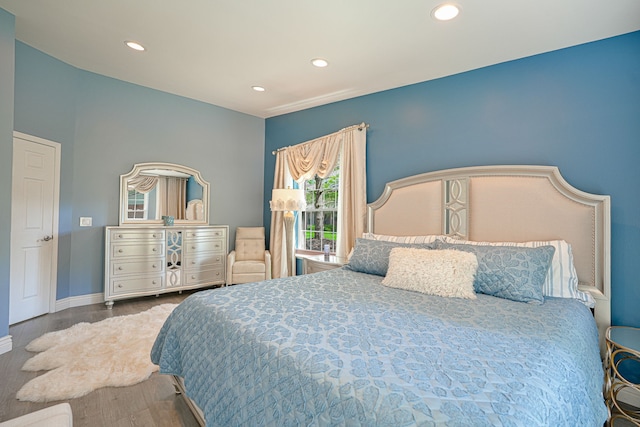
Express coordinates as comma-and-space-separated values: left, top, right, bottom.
298, 160, 340, 253
127, 189, 149, 220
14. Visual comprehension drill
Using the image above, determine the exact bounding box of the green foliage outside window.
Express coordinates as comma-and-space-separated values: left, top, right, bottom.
299, 160, 339, 252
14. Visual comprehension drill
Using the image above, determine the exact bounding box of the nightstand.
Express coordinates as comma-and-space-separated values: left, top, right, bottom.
604, 326, 640, 425
297, 254, 347, 274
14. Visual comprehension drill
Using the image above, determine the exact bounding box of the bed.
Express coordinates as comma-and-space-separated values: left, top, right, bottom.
151, 165, 610, 426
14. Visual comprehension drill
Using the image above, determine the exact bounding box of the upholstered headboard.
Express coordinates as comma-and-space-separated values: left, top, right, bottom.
367, 165, 611, 342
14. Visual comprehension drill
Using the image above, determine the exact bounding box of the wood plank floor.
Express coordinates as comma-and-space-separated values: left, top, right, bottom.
2, 289, 631, 427
0, 292, 201, 427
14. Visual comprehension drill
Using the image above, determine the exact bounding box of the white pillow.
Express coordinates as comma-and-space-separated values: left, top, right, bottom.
382, 248, 478, 300
440, 236, 595, 307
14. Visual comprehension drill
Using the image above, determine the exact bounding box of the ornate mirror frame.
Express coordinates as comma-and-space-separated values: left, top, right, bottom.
119, 162, 210, 226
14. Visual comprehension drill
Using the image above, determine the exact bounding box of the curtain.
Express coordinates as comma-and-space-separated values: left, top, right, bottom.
336, 127, 367, 258
158, 177, 187, 219
269, 151, 291, 279
270, 123, 367, 278
128, 176, 158, 193
286, 133, 341, 181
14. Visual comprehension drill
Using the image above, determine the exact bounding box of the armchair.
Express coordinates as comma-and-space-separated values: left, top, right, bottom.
227, 227, 271, 285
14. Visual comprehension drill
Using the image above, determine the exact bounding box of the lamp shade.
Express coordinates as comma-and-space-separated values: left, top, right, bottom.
270, 188, 306, 212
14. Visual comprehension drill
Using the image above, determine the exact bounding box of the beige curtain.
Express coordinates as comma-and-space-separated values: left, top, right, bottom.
158, 177, 187, 219
336, 127, 367, 258
270, 123, 367, 277
269, 151, 291, 279
286, 133, 341, 181
128, 176, 158, 193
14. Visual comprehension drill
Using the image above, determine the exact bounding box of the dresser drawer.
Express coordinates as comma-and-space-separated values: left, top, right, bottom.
110, 229, 165, 241
111, 243, 164, 258
110, 275, 164, 295
184, 252, 225, 271
185, 239, 225, 254
185, 268, 224, 285
184, 228, 226, 240
111, 258, 164, 276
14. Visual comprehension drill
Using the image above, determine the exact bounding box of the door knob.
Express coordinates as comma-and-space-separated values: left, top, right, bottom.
42, 235, 53, 242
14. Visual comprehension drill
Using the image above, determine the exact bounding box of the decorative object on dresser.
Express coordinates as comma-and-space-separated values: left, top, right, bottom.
227, 227, 271, 285
297, 253, 347, 274
104, 162, 228, 307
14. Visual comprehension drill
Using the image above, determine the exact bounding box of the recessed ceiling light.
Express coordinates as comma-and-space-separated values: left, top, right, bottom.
311, 58, 329, 68
432, 4, 460, 21
252, 86, 266, 92
125, 41, 146, 51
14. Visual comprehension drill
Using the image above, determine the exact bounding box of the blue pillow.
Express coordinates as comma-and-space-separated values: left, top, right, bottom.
346, 238, 436, 276
435, 240, 555, 304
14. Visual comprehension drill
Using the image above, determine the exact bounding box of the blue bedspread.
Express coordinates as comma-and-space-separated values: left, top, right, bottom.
151, 268, 607, 426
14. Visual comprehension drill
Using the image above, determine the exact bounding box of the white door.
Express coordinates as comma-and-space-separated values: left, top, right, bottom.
10, 132, 60, 325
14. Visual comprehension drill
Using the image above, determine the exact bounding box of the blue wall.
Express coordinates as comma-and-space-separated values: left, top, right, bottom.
5, 39, 265, 316
264, 31, 640, 328
0, 9, 15, 339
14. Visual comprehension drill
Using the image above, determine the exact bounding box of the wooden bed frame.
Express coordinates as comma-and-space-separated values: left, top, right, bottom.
367, 165, 611, 348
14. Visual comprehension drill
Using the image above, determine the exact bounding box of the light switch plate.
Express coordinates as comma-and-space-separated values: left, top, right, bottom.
80, 217, 92, 227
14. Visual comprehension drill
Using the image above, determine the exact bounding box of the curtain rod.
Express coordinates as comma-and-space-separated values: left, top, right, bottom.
271, 122, 369, 155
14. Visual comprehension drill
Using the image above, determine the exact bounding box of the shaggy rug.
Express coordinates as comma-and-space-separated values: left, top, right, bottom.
16, 303, 177, 402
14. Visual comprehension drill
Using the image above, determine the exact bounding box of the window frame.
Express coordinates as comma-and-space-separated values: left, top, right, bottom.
126, 189, 149, 220
296, 163, 340, 255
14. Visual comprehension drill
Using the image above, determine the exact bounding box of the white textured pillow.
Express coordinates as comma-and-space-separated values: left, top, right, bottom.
382, 248, 478, 299
440, 236, 594, 307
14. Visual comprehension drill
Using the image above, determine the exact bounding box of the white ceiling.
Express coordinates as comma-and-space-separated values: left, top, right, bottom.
1, 1, 639, 118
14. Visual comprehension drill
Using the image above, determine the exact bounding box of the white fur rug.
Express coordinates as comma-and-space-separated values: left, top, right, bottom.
17, 303, 177, 402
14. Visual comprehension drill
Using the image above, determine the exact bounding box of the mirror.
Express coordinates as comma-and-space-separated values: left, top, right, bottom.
119, 162, 209, 225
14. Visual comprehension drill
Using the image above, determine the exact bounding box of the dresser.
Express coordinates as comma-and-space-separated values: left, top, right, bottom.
104, 225, 228, 308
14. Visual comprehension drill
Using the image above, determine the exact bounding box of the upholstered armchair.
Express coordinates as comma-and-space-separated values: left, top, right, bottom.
227, 227, 272, 285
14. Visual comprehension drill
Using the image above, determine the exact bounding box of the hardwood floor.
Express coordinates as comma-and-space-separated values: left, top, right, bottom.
3, 289, 629, 427
0, 292, 202, 426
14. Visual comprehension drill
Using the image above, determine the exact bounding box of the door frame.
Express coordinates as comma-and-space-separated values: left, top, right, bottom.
11, 131, 61, 316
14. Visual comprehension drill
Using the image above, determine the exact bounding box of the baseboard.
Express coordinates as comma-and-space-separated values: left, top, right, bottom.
0, 334, 13, 355
55, 293, 104, 312
619, 387, 640, 409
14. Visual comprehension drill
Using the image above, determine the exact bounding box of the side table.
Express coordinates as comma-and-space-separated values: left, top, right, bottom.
297, 254, 347, 275
604, 326, 640, 425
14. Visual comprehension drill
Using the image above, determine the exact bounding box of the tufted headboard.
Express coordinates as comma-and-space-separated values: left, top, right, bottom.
367, 165, 611, 344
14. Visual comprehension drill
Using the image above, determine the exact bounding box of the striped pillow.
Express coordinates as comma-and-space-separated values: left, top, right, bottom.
362, 233, 446, 245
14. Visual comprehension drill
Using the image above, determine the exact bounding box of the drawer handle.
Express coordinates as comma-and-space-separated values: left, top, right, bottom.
191, 261, 196, 265
118, 249, 123, 253
152, 280, 157, 285
152, 264, 157, 268
117, 284, 123, 288
192, 246, 196, 250
118, 234, 123, 238
153, 234, 157, 238
152, 248, 157, 252
216, 257, 220, 261
118, 266, 123, 271
215, 272, 220, 276
191, 275, 196, 279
